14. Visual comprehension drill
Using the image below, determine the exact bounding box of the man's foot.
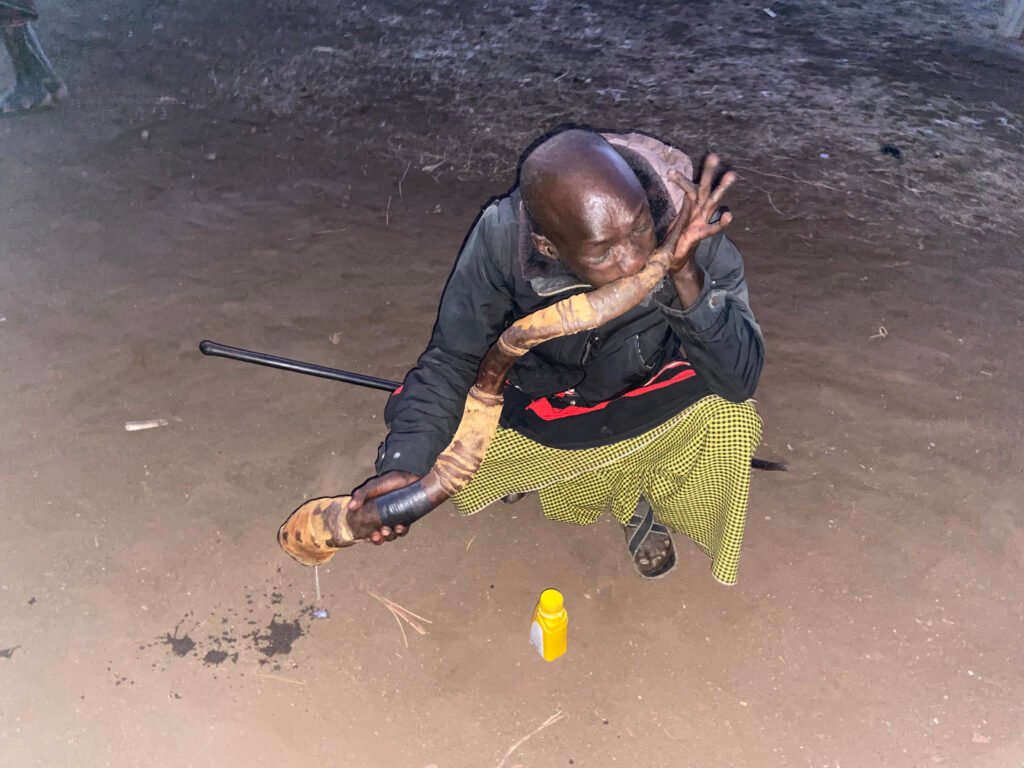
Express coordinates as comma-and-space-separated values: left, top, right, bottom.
500, 492, 528, 505
1, 23, 67, 117
633, 529, 673, 576
624, 499, 677, 579
44, 77, 68, 101
0, 81, 53, 115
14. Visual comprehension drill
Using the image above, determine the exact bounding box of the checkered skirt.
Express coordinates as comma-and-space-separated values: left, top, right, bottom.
451, 394, 762, 584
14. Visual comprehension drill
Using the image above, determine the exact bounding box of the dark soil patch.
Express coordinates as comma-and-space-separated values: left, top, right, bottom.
249, 616, 305, 659
162, 630, 197, 658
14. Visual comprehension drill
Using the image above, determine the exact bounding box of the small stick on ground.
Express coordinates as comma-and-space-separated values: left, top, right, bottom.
389, 605, 409, 648
314, 565, 321, 601
364, 589, 432, 625
398, 160, 411, 199
124, 419, 168, 432
733, 165, 841, 192
385, 195, 392, 227
364, 588, 432, 641
257, 672, 307, 686
285, 228, 346, 241
495, 711, 566, 768
736, 174, 786, 217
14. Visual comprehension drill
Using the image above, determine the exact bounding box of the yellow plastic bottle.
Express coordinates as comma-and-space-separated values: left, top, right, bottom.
530, 589, 568, 661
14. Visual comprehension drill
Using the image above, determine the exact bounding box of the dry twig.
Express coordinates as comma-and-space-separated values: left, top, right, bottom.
398, 160, 411, 199
389, 603, 409, 648
734, 165, 841, 192
257, 673, 307, 686
364, 588, 432, 645
495, 711, 566, 768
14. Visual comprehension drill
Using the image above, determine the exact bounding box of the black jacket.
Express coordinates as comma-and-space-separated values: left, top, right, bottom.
378, 148, 764, 477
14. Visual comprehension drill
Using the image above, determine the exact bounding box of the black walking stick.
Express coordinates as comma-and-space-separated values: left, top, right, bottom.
198, 340, 400, 392
198, 340, 787, 472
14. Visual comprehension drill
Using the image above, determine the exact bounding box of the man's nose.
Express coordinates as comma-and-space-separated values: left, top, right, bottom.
615, 243, 647, 276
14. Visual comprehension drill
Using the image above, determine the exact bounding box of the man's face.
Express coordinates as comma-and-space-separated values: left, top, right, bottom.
555, 187, 656, 288
531, 159, 657, 288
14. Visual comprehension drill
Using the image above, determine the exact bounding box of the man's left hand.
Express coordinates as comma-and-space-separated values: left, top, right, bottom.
659, 154, 736, 275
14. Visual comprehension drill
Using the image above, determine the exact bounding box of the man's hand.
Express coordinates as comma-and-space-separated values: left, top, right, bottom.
348, 470, 421, 545
663, 154, 736, 267
657, 154, 736, 307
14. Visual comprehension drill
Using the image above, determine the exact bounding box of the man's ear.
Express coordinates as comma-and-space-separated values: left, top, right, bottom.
531, 232, 559, 260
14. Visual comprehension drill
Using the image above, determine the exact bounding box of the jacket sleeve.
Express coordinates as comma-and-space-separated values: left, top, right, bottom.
376, 204, 515, 476
654, 232, 764, 402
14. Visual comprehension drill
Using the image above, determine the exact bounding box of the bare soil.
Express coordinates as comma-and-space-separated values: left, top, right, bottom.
1, 1, 1023, 767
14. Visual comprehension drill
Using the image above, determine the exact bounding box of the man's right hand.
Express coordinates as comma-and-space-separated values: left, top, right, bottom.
347, 470, 421, 545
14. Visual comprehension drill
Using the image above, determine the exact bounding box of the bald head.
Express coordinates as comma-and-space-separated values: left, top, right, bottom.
520, 130, 641, 236
519, 129, 656, 287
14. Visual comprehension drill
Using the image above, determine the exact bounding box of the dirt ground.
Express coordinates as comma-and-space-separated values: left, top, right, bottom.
2, 1, 1023, 766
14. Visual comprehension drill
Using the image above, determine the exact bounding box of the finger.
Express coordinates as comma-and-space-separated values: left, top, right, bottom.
664, 171, 695, 243
699, 154, 720, 202
681, 185, 699, 222
663, 183, 698, 250
351, 472, 415, 509
666, 168, 697, 195
370, 530, 383, 545
379, 526, 393, 541
350, 476, 383, 508
663, 206, 686, 250
395, 525, 409, 537
670, 171, 700, 215
375, 474, 418, 496
706, 170, 737, 212
699, 211, 734, 239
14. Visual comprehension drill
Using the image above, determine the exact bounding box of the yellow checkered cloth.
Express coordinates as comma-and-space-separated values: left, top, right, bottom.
451, 395, 763, 584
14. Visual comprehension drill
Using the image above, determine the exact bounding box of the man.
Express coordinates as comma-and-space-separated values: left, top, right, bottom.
1, 1, 67, 116
350, 128, 764, 582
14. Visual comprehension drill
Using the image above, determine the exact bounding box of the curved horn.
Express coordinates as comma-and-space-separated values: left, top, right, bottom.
279, 249, 673, 565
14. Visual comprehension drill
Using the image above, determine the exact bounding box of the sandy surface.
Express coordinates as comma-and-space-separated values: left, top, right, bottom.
1, 1, 1023, 766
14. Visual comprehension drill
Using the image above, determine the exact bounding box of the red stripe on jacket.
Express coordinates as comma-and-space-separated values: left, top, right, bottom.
524, 361, 696, 421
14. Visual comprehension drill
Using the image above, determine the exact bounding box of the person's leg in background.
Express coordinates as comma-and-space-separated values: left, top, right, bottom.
2, 2, 67, 116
